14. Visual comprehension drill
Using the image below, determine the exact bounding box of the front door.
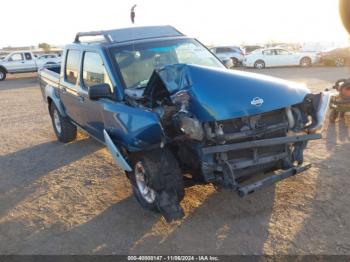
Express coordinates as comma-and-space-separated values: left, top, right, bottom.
4, 53, 25, 72
275, 49, 295, 66
76, 51, 114, 141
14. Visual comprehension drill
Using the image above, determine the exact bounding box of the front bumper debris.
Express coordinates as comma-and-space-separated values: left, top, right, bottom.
237, 163, 312, 197
202, 133, 321, 154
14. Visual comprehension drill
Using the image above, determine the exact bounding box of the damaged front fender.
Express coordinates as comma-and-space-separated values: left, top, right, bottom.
307, 91, 333, 132
103, 129, 132, 172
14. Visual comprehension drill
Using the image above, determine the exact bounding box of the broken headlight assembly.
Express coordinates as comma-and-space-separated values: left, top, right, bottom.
174, 113, 204, 141
170, 90, 204, 141
302, 92, 332, 133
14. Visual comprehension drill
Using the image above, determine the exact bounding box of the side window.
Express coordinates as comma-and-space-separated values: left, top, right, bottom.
276, 49, 289, 55
9, 53, 23, 61
263, 50, 275, 55
65, 50, 81, 85
216, 47, 225, 53
82, 52, 111, 89
223, 47, 233, 53
24, 53, 32, 60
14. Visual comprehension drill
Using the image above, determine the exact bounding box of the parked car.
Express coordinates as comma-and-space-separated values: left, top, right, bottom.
210, 46, 244, 67
319, 46, 350, 67
39, 26, 330, 221
243, 48, 317, 69
0, 51, 61, 80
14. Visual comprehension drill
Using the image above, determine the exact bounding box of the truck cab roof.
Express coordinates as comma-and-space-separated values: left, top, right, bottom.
71, 25, 184, 47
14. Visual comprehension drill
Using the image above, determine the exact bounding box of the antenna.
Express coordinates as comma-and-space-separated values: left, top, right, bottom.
130, 4, 137, 24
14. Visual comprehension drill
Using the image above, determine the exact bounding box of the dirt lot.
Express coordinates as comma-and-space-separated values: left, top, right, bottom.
0, 67, 349, 255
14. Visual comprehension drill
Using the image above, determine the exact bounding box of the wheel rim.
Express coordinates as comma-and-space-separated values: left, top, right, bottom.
256, 62, 264, 69
336, 58, 345, 67
135, 161, 156, 203
301, 58, 310, 66
53, 109, 62, 134
0, 71, 4, 79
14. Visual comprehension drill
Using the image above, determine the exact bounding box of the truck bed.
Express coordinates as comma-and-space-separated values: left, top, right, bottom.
38, 65, 60, 89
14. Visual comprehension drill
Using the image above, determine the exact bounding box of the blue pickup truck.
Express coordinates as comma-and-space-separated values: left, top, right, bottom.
39, 26, 330, 221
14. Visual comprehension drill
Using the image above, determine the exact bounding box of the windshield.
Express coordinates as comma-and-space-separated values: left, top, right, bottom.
110, 38, 224, 89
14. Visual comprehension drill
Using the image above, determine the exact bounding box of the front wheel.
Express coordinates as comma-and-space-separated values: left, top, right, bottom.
254, 60, 265, 69
127, 148, 185, 222
335, 57, 345, 67
0, 69, 6, 81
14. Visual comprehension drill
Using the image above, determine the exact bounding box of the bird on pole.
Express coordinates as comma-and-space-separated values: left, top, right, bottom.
131, 4, 137, 24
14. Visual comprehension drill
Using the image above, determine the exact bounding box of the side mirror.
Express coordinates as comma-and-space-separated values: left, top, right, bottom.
88, 83, 112, 100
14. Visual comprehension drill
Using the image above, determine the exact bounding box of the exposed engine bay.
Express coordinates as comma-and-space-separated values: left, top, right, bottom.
124, 64, 328, 195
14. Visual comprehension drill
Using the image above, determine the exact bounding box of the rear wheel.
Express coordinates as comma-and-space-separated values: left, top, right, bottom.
300, 57, 311, 67
49, 102, 77, 143
254, 60, 265, 69
0, 69, 6, 81
335, 57, 345, 67
127, 148, 185, 221
231, 57, 239, 67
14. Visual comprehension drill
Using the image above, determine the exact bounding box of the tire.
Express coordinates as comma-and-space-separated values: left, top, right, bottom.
329, 109, 339, 123
0, 68, 6, 81
300, 57, 311, 67
49, 102, 77, 143
127, 148, 185, 221
231, 57, 239, 67
335, 57, 345, 67
254, 60, 265, 69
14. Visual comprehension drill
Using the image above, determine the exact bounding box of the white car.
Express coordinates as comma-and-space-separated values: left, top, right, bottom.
0, 51, 61, 80
243, 48, 317, 69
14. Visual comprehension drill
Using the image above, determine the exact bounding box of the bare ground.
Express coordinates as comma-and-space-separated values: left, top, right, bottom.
0, 67, 349, 255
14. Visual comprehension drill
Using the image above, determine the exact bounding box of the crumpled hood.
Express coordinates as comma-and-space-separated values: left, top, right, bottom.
159, 64, 310, 122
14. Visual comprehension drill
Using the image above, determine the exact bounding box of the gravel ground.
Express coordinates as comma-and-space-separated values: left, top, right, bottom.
0, 67, 349, 255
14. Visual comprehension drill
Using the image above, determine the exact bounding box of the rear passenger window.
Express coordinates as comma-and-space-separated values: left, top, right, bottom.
65, 50, 80, 84
82, 52, 111, 89
24, 53, 32, 60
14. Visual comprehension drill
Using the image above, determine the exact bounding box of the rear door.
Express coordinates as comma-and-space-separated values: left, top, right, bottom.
262, 49, 278, 67
59, 49, 83, 123
23, 52, 37, 71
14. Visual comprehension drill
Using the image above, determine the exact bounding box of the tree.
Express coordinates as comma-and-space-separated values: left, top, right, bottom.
38, 43, 51, 52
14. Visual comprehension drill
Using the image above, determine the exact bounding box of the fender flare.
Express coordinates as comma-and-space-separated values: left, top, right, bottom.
0, 66, 8, 73
45, 84, 67, 117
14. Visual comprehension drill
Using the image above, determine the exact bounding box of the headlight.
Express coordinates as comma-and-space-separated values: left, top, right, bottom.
178, 114, 204, 141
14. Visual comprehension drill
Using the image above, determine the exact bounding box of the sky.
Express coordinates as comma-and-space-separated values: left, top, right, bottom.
0, 0, 349, 48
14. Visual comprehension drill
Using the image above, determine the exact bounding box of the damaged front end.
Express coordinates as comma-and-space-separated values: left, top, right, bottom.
126, 64, 330, 196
